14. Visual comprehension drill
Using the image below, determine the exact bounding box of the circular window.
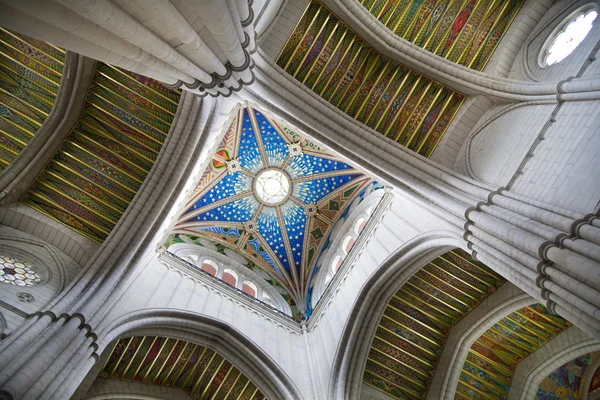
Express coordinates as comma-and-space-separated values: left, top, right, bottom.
543, 9, 597, 66
0, 256, 41, 286
254, 169, 291, 205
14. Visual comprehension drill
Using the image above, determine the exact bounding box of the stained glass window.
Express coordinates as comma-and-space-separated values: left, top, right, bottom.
544, 10, 597, 66
0, 256, 41, 286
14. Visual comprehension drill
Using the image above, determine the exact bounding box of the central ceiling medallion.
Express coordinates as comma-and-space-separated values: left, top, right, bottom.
254, 168, 291, 206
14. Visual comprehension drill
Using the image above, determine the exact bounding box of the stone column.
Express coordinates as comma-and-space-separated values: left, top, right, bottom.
0, 94, 218, 399
465, 189, 600, 337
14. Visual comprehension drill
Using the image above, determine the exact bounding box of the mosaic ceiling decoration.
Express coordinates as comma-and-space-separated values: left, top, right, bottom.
359, 0, 525, 71
101, 336, 265, 399
535, 351, 600, 400
0, 28, 64, 172
456, 304, 571, 400
362, 249, 506, 399
276, 0, 465, 157
21, 63, 181, 243
173, 104, 372, 314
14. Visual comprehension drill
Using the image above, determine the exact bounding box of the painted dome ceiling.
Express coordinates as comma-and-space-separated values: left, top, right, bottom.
173, 104, 373, 313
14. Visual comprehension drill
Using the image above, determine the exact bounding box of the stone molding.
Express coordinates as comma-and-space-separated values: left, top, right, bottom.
426, 283, 533, 399
327, 232, 464, 400
508, 326, 600, 399
85, 309, 304, 400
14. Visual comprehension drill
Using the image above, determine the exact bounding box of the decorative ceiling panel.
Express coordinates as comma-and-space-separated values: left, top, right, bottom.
535, 352, 600, 400
21, 63, 180, 243
101, 336, 265, 400
456, 303, 571, 400
362, 249, 506, 399
173, 104, 376, 315
276, 0, 465, 157
360, 0, 525, 71
0, 28, 64, 173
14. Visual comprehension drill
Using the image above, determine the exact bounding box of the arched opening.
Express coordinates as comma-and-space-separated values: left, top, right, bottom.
200, 259, 218, 276
331, 255, 342, 274
342, 236, 355, 255
222, 269, 238, 287
77, 310, 304, 400
242, 281, 258, 297
354, 218, 366, 235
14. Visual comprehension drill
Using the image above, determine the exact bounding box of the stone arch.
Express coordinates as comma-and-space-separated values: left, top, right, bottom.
76, 309, 303, 400
426, 283, 534, 399
328, 231, 464, 400
509, 326, 600, 400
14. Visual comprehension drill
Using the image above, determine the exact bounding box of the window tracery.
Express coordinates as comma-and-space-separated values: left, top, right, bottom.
0, 256, 41, 286
543, 9, 597, 66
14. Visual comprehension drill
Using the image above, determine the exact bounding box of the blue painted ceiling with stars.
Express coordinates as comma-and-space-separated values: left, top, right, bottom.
173, 104, 372, 313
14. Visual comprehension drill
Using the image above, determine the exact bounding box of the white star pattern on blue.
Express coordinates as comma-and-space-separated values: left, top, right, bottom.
178, 105, 368, 303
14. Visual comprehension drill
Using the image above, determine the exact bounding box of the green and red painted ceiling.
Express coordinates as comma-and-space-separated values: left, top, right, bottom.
101, 335, 265, 399
456, 304, 570, 400
21, 63, 181, 243
0, 29, 64, 172
276, 0, 523, 157
363, 249, 506, 399
173, 104, 377, 313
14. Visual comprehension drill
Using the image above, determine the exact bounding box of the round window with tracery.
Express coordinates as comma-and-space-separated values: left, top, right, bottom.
542, 9, 597, 66
0, 256, 41, 286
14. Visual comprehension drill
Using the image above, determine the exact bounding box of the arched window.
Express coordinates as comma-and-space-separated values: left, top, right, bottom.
542, 9, 597, 66
331, 255, 342, 273
200, 260, 218, 276
242, 281, 258, 297
354, 217, 366, 235
342, 236, 355, 255
0, 256, 41, 286
222, 269, 238, 287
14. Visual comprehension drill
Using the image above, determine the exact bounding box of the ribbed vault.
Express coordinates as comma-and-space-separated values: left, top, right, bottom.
0, 28, 64, 171
359, 0, 525, 71
101, 335, 265, 400
456, 304, 571, 400
21, 63, 181, 243
362, 248, 505, 399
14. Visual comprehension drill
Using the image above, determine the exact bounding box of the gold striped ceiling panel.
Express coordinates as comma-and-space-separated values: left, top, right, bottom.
455, 303, 570, 400
101, 336, 265, 400
362, 249, 506, 399
276, 0, 466, 158
21, 63, 181, 243
0, 28, 64, 173
359, 0, 525, 71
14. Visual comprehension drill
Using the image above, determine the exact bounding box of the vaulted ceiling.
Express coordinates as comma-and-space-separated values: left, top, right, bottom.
363, 249, 506, 399
173, 104, 377, 314
456, 304, 570, 400
0, 29, 64, 171
359, 0, 525, 71
276, 0, 524, 157
101, 336, 265, 399
21, 62, 181, 243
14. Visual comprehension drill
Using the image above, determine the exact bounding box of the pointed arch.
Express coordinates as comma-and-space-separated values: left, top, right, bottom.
77, 309, 303, 400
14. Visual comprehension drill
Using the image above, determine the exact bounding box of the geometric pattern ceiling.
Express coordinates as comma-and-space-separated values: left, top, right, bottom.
276, 0, 466, 158
535, 351, 600, 400
359, 0, 525, 71
173, 104, 372, 315
0, 28, 64, 172
21, 63, 181, 243
456, 304, 571, 400
101, 336, 265, 399
362, 249, 506, 399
